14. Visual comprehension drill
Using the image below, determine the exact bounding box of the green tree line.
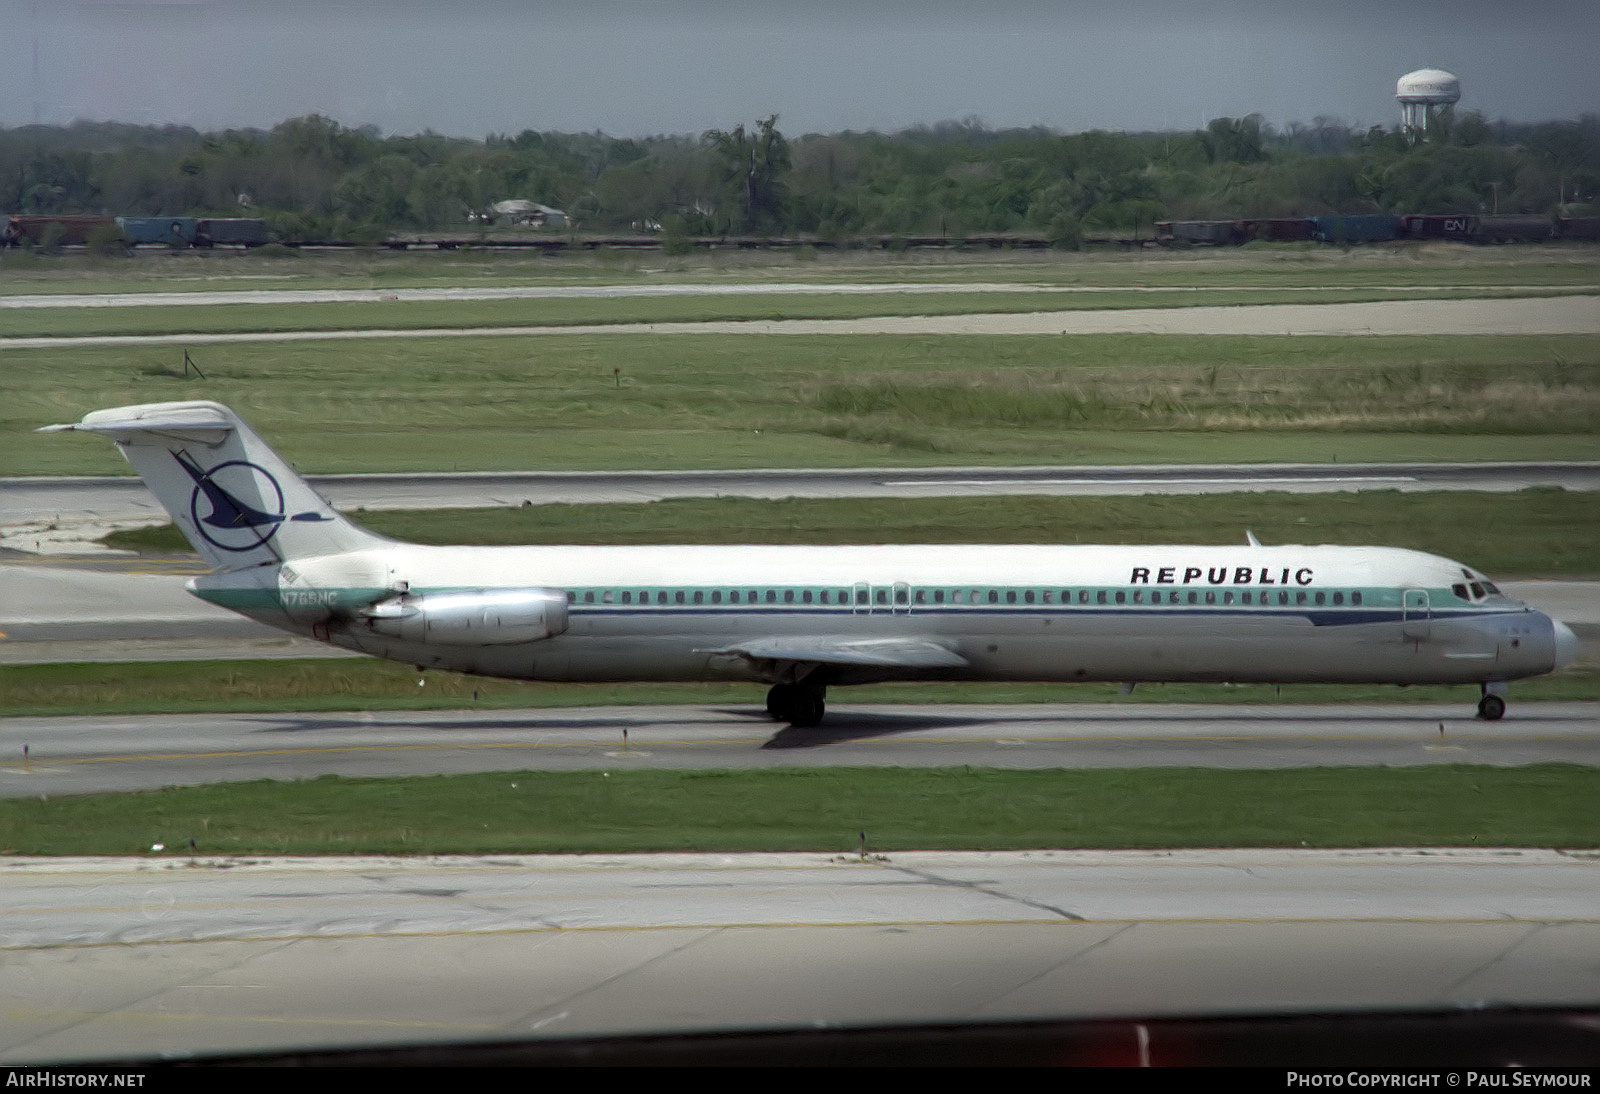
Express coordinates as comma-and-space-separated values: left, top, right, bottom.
3, 111, 1596, 241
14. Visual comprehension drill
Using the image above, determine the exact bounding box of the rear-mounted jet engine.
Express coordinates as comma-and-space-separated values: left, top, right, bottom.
361, 588, 569, 645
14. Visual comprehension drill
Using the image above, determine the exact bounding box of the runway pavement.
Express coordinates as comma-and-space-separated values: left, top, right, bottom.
8, 461, 1599, 534
4, 294, 1598, 349
4, 701, 1596, 798
2, 848, 1596, 1063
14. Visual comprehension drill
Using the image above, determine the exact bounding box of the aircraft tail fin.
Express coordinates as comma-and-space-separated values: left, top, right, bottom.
42, 401, 387, 571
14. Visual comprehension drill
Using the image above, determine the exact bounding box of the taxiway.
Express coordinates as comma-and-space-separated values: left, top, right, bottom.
3, 849, 1595, 1063
4, 701, 1597, 799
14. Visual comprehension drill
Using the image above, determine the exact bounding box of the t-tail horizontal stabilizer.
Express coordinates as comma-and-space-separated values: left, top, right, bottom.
42, 400, 385, 571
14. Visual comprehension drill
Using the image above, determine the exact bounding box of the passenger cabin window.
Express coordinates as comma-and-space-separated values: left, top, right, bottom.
1096, 591, 1107, 605
1332, 592, 1343, 605
785, 590, 795, 604
693, 591, 704, 604
1314, 592, 1325, 606
1352, 591, 1362, 605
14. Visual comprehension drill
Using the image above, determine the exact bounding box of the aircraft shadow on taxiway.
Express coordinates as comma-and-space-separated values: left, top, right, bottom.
246, 708, 996, 746
244, 704, 1583, 742
746, 710, 997, 749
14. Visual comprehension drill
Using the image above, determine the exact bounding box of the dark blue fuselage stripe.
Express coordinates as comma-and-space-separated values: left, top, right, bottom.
568, 606, 1519, 627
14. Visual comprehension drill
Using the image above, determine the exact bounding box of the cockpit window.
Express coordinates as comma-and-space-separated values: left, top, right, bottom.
1469, 582, 1485, 599
1453, 583, 1469, 601
1482, 582, 1501, 596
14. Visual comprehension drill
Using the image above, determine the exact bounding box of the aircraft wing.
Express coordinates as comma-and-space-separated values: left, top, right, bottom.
705, 636, 968, 669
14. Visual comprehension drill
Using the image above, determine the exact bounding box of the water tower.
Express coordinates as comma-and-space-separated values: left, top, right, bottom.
1397, 68, 1460, 141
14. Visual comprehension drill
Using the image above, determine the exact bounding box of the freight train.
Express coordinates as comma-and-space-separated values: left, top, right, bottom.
3, 211, 1595, 251
1, 215, 266, 248
1155, 213, 1598, 245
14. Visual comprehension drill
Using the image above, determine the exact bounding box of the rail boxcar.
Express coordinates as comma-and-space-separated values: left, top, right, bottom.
1475, 215, 1555, 243
2, 214, 117, 247
1403, 213, 1478, 240
193, 218, 266, 247
1155, 220, 1243, 245
1238, 218, 1315, 242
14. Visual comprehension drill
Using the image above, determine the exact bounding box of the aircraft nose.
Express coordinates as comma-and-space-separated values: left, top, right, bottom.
1552, 619, 1580, 670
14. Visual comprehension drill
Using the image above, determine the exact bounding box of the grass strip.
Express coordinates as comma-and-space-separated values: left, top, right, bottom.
105, 489, 1600, 577
8, 332, 1598, 475
1, 247, 1595, 296
2, 766, 1594, 855
5, 658, 1597, 718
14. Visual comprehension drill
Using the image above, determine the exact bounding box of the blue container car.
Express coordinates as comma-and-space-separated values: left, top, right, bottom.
1309, 215, 1402, 243
116, 217, 199, 246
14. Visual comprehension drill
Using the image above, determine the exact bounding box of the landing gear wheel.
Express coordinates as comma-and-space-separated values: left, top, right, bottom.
763, 683, 826, 727
788, 689, 826, 728
765, 683, 796, 721
1477, 694, 1506, 721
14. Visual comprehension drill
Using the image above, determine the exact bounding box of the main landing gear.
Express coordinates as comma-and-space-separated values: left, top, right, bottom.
1477, 693, 1506, 721
766, 682, 826, 728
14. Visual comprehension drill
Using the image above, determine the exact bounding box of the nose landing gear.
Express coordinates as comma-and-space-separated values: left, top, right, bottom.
765, 682, 827, 727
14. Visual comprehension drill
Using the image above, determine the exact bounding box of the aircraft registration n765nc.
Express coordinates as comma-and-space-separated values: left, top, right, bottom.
45, 400, 1578, 726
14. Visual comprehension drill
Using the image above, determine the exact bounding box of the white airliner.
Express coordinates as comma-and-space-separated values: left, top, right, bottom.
45, 400, 1578, 725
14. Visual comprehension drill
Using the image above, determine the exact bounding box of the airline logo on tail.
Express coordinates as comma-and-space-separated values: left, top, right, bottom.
171, 448, 289, 553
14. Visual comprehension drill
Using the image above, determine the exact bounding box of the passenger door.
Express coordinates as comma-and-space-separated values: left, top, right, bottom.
1402, 589, 1431, 640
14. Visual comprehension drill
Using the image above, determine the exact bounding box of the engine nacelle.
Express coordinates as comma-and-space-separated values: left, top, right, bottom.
360, 587, 569, 646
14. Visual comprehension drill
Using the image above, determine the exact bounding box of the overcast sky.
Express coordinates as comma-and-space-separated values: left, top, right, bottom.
3, 1, 1595, 138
